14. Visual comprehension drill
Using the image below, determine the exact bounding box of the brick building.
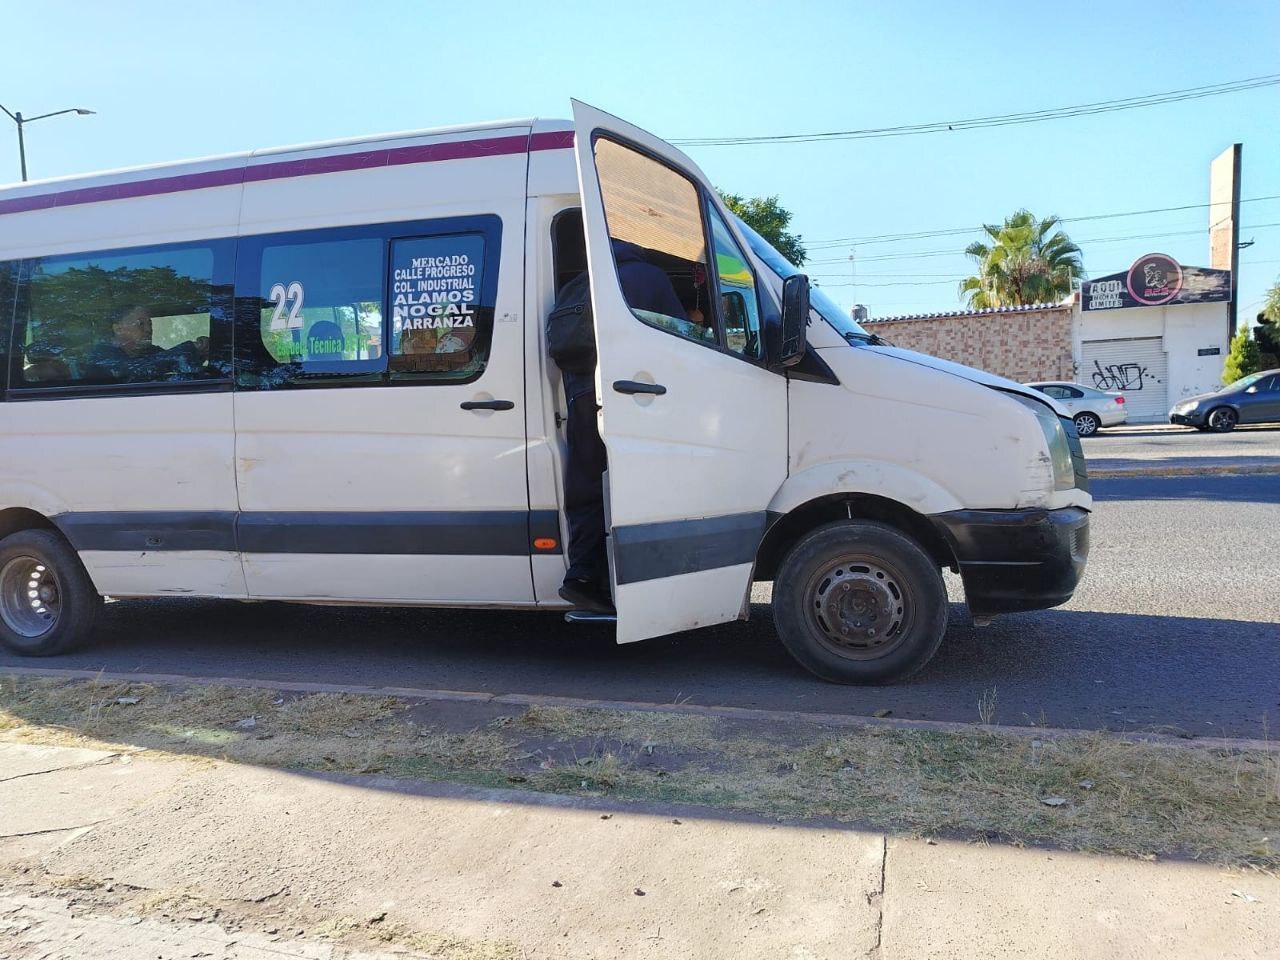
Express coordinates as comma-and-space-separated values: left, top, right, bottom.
861, 254, 1232, 422
866, 303, 1075, 384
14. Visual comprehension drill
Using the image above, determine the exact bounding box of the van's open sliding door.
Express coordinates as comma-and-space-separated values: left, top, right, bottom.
571, 101, 788, 643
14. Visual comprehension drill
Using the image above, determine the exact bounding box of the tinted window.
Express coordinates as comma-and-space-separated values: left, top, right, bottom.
236, 217, 501, 389
1037, 385, 1068, 399
257, 237, 386, 377
593, 136, 720, 348
1064, 386, 1085, 399
10, 242, 231, 390
0, 259, 15, 397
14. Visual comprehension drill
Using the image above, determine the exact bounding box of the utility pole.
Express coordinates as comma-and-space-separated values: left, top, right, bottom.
0, 103, 95, 182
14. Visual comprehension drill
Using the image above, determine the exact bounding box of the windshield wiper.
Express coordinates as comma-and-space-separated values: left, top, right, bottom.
844, 331, 890, 346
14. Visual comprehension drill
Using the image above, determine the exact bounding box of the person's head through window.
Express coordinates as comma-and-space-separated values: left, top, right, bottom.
111, 305, 155, 357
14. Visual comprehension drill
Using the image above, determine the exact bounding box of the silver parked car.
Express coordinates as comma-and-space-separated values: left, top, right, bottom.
1169, 369, 1280, 432
1026, 382, 1128, 437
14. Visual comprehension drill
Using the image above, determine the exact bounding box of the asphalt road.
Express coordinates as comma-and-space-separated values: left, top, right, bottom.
2, 474, 1277, 738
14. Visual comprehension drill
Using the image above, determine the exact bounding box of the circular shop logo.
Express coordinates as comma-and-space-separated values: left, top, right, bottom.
1126, 253, 1183, 306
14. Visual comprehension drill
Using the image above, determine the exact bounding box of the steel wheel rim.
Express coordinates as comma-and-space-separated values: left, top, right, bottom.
0, 555, 61, 639
802, 554, 914, 661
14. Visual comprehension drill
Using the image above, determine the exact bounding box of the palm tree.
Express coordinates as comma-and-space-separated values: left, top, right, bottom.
959, 210, 1084, 308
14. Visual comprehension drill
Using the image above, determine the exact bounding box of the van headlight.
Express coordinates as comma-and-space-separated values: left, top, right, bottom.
1011, 394, 1075, 491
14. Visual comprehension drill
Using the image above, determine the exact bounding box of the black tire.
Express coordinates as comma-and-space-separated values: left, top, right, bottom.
1206, 407, 1238, 433
0, 528, 102, 656
772, 520, 947, 684
1073, 412, 1100, 437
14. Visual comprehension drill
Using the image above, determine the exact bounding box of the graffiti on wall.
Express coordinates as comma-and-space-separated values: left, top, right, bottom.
1091, 360, 1154, 392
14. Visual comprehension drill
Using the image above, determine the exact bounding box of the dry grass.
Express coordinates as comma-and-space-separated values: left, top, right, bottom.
517, 702, 722, 748
312, 915, 519, 960
2, 676, 1276, 868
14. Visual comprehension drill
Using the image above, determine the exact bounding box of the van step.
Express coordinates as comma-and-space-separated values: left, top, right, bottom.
564, 610, 618, 624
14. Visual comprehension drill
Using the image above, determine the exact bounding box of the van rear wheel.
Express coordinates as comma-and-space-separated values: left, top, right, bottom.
0, 529, 102, 656
772, 520, 947, 684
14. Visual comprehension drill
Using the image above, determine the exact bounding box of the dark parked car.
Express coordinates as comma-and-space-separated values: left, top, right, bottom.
1169, 369, 1280, 432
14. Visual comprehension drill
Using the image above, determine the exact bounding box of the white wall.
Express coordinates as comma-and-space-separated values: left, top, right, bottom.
1162, 302, 1232, 402
1071, 300, 1230, 411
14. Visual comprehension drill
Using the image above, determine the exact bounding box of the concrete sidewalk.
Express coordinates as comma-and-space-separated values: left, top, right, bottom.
1, 742, 1276, 959
1083, 424, 1280, 477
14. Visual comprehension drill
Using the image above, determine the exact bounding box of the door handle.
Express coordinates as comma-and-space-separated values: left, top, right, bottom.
613, 380, 667, 396
460, 399, 515, 411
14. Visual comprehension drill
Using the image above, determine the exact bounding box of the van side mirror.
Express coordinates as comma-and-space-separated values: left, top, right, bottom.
778, 274, 809, 367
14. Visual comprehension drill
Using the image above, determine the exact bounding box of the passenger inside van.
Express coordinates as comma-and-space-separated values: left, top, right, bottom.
86, 305, 166, 379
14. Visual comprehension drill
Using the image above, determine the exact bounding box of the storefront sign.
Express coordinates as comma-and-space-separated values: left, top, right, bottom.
1082, 254, 1230, 311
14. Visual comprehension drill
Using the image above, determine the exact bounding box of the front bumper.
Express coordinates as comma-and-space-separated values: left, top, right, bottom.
1170, 409, 1206, 426
931, 507, 1089, 617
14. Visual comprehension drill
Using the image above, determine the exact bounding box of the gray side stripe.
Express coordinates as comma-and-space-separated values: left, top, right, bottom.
237, 511, 545, 555
612, 511, 768, 586
54, 512, 238, 552
54, 510, 563, 556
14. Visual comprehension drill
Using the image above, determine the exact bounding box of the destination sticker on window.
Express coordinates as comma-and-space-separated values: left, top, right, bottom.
391, 234, 485, 357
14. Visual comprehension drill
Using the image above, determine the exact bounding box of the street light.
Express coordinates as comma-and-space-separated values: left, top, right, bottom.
0, 103, 95, 182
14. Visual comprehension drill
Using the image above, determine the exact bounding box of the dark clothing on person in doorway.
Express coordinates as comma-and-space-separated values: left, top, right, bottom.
610, 239, 687, 321
561, 368, 609, 589
553, 240, 686, 610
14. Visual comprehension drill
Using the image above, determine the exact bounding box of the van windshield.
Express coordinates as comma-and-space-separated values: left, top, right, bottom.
733, 216, 870, 340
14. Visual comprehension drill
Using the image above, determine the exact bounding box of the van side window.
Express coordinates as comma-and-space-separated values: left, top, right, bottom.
592, 136, 721, 349
0, 259, 15, 397
8, 243, 229, 391
706, 203, 762, 360
236, 216, 501, 389
255, 236, 386, 379
388, 232, 493, 381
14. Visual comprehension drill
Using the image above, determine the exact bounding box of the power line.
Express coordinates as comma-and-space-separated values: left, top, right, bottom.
803, 224, 1280, 287
815, 278, 959, 288
802, 221, 1280, 265
675, 73, 1280, 147
805, 194, 1280, 249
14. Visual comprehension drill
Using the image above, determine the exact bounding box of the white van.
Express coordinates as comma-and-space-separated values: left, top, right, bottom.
0, 102, 1090, 683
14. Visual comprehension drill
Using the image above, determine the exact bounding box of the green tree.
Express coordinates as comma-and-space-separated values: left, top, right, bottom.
1223, 325, 1262, 384
1263, 277, 1280, 324
717, 192, 806, 265
959, 210, 1084, 308
1256, 277, 1280, 367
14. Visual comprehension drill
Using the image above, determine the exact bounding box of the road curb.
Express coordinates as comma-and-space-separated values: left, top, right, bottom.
1090, 463, 1280, 478
4, 664, 1276, 753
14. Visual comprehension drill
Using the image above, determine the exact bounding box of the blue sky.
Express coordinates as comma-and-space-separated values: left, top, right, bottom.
3, 1, 1277, 321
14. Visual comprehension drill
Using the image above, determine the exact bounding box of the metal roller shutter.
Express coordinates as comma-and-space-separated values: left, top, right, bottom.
1080, 337, 1168, 422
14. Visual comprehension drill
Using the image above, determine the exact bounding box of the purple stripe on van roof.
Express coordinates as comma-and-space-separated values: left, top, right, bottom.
0, 128, 575, 217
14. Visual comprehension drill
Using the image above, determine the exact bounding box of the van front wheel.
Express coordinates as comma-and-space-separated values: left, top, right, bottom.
772, 520, 947, 684
0, 529, 102, 656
